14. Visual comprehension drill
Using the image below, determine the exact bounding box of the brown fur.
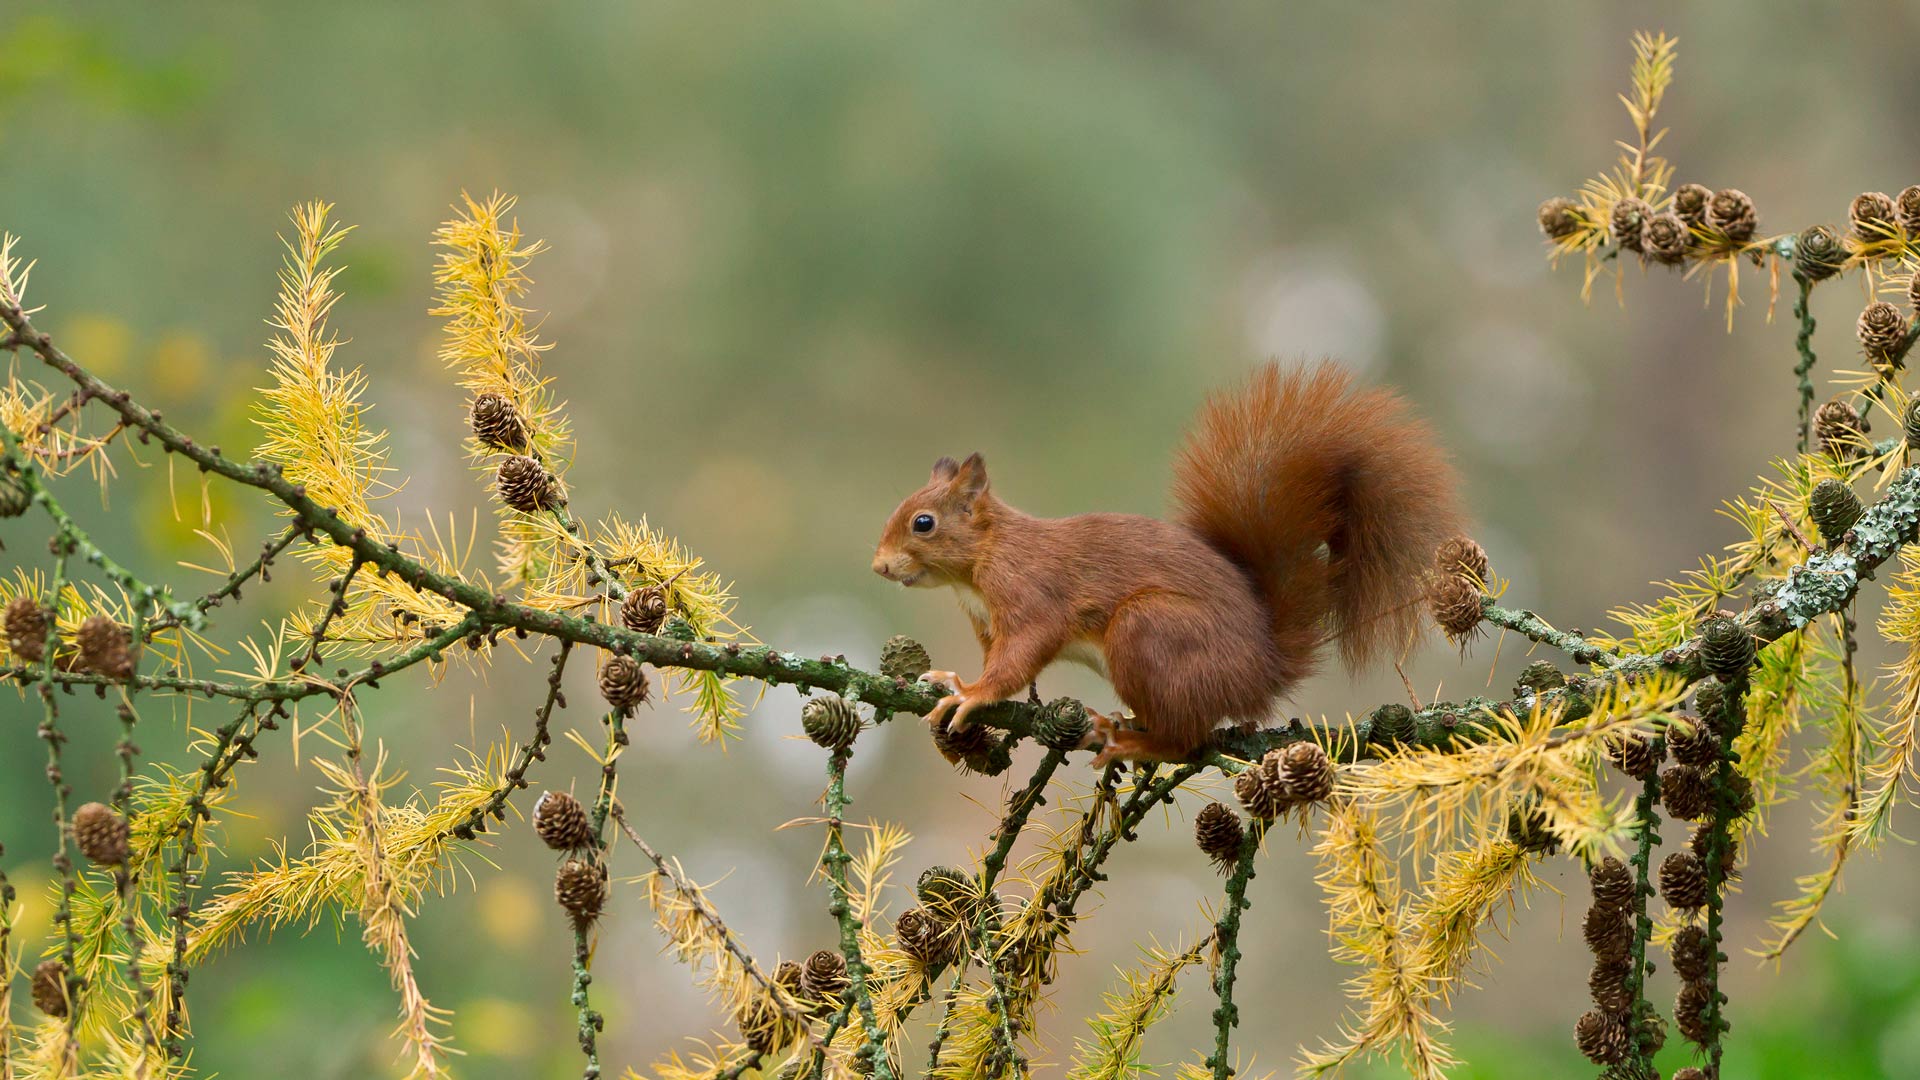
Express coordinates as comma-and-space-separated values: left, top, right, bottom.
872, 361, 1461, 761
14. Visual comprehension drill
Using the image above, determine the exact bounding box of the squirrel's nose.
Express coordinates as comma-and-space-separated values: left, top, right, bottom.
872, 558, 895, 580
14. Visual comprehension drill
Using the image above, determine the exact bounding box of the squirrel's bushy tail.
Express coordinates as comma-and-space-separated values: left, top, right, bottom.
1171, 361, 1461, 685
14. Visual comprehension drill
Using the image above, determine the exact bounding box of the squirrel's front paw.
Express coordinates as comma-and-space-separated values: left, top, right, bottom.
921, 671, 975, 729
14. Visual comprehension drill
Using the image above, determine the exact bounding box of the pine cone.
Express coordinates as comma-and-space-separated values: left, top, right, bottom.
1233, 755, 1289, 820
1505, 800, 1557, 855
1796, 224, 1845, 282
775, 959, 805, 996
800, 949, 849, 1002
1367, 702, 1416, 747
1574, 1008, 1632, 1065
801, 695, 862, 750
1675, 980, 1717, 1045
496, 454, 560, 512
76, 614, 132, 679
1034, 697, 1092, 751
1815, 397, 1866, 460
554, 857, 609, 925
1673, 183, 1712, 228
931, 712, 997, 766
1698, 616, 1756, 681
1607, 733, 1662, 778
1643, 212, 1689, 265
1858, 300, 1910, 364
469, 392, 528, 450
1194, 801, 1246, 872
73, 802, 129, 866
1809, 478, 1864, 545
1610, 197, 1651, 252
619, 585, 669, 635
895, 906, 958, 967
5, 594, 48, 663
735, 992, 785, 1055
1911, 272, 1920, 314
31, 958, 67, 1018
534, 790, 592, 851
1659, 851, 1710, 910
1640, 1011, 1669, 1055
1537, 197, 1582, 240
1669, 924, 1714, 982
1661, 764, 1713, 821
1708, 189, 1756, 243
737, 969, 805, 1056
0, 470, 27, 518
1228, 753, 1290, 810
1667, 713, 1721, 768
1588, 856, 1635, 911
1582, 904, 1632, 962
1588, 958, 1633, 1012
879, 635, 932, 681
1434, 536, 1490, 583
1672, 1069, 1708, 1080
1692, 678, 1726, 722
1726, 770, 1756, 818
1428, 573, 1484, 642
1513, 659, 1565, 698
597, 654, 649, 713
1899, 186, 1920, 234
915, 866, 975, 923
1690, 825, 1739, 882
1852, 190, 1898, 240
1276, 741, 1335, 803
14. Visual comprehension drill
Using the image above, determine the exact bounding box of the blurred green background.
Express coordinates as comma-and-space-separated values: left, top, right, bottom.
5, 2, 1920, 1077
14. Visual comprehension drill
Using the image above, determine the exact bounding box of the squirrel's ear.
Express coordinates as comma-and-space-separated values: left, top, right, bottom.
954, 452, 989, 503
930, 456, 960, 483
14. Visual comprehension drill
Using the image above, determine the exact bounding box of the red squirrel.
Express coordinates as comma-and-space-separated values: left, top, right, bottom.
871, 361, 1461, 766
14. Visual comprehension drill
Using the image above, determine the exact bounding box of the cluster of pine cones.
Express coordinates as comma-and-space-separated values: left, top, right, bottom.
1541, 185, 1920, 379
1793, 187, 1920, 286
1574, 856, 1662, 1066
3, 597, 134, 680
1657, 680, 1748, 1054
1808, 392, 1920, 487
1229, 740, 1335, 822
1577, 616, 1758, 1072
896, 865, 973, 969
23, 806, 133, 1020
470, 391, 562, 513
734, 866, 973, 1055
1538, 184, 1758, 266
532, 790, 608, 927
1426, 535, 1490, 644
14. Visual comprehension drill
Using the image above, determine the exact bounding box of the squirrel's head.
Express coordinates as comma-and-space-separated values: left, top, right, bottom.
873, 453, 992, 588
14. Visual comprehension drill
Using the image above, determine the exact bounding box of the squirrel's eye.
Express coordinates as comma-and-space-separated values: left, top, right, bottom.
911, 513, 936, 535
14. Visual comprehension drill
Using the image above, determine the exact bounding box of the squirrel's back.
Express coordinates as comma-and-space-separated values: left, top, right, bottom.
1170, 361, 1460, 688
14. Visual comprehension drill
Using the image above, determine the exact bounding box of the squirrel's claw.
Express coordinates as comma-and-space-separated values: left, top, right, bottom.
947, 694, 991, 733
926, 693, 966, 729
